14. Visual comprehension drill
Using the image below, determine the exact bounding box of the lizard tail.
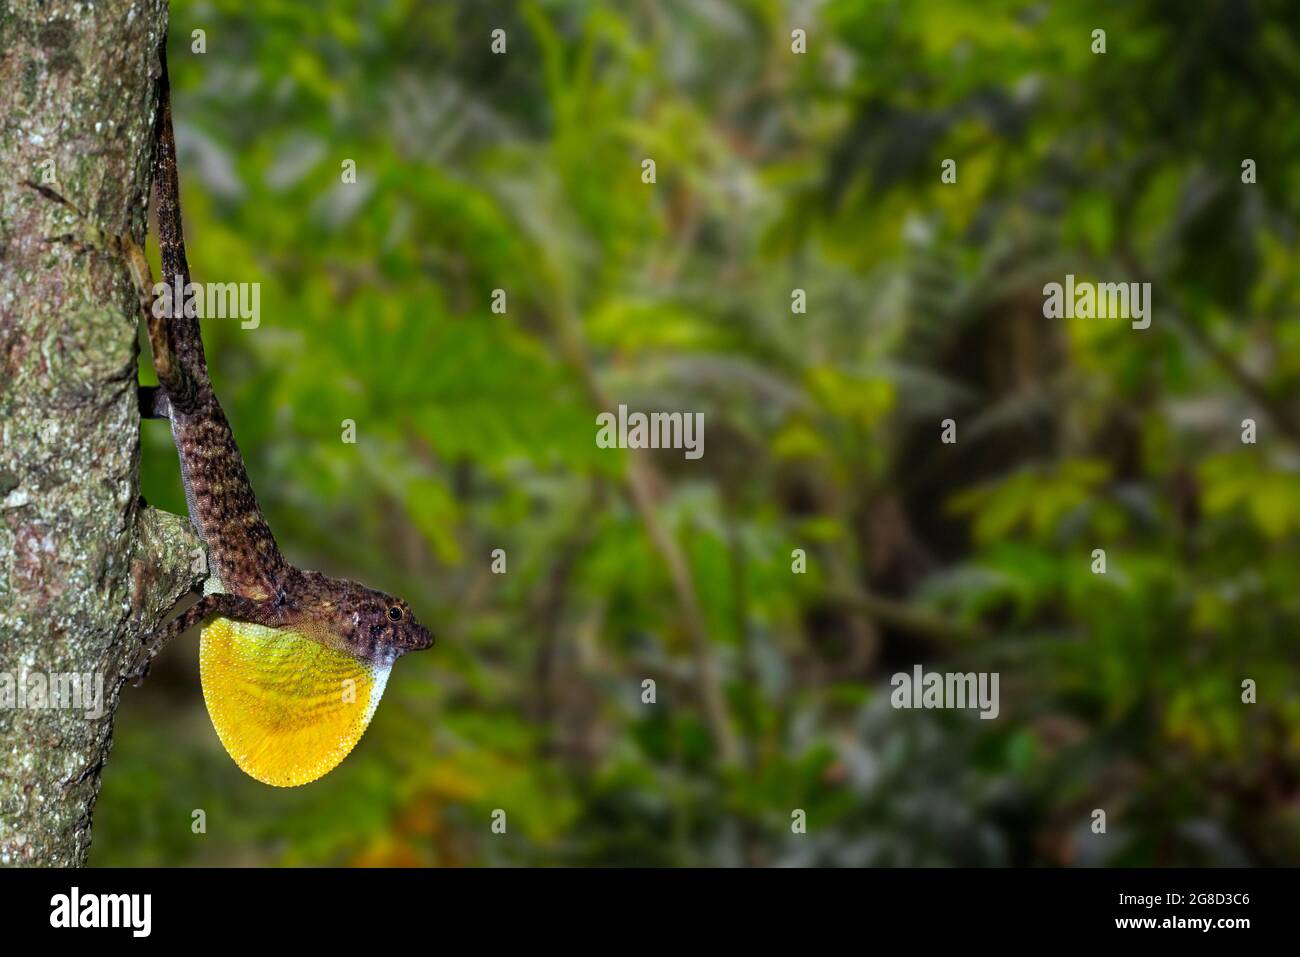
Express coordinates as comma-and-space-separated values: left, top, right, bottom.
147, 43, 209, 413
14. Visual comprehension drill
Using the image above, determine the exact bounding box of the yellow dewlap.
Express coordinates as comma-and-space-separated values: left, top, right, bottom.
199, 617, 391, 787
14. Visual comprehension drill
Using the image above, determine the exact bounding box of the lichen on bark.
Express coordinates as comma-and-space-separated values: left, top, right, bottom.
0, 0, 202, 866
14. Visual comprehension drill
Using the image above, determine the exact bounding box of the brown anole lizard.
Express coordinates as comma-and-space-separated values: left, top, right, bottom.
28, 46, 434, 787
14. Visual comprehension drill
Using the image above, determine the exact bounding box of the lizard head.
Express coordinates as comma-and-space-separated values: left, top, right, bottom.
296, 570, 435, 663
345, 583, 435, 661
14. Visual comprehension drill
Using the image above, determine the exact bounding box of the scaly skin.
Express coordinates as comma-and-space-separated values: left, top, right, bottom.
136, 45, 435, 673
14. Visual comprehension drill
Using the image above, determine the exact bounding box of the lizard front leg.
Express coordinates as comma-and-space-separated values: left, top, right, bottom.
65, 592, 285, 790
128, 592, 285, 684
21, 180, 200, 411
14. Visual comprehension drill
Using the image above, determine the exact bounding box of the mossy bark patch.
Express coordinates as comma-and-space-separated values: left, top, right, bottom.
0, 0, 202, 866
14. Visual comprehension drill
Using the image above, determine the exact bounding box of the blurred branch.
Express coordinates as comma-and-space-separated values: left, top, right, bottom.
527, 496, 600, 759
624, 457, 741, 765
543, 297, 742, 766
820, 585, 987, 646
1122, 249, 1300, 447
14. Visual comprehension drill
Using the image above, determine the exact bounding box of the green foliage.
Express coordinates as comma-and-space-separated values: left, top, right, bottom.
97, 0, 1300, 866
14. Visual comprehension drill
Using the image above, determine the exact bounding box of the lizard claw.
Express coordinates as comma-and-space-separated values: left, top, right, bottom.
23, 180, 119, 257
21, 179, 80, 211
125, 635, 157, 686
126, 653, 152, 687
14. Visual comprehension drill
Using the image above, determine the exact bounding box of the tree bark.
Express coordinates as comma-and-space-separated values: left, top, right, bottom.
0, 0, 201, 866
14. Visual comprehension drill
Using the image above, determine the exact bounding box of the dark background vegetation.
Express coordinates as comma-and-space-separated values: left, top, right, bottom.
94, 0, 1300, 866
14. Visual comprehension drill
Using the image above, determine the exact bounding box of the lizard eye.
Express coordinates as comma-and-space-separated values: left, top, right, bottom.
387, 606, 402, 622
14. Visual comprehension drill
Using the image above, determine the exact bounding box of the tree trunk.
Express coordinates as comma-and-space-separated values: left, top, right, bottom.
0, 0, 200, 866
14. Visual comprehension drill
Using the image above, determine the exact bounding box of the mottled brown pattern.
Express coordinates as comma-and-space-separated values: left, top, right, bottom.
169, 401, 285, 598
148, 51, 204, 413
135, 46, 433, 674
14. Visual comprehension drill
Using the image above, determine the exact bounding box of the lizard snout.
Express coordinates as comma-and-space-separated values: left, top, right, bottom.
404, 619, 435, 653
